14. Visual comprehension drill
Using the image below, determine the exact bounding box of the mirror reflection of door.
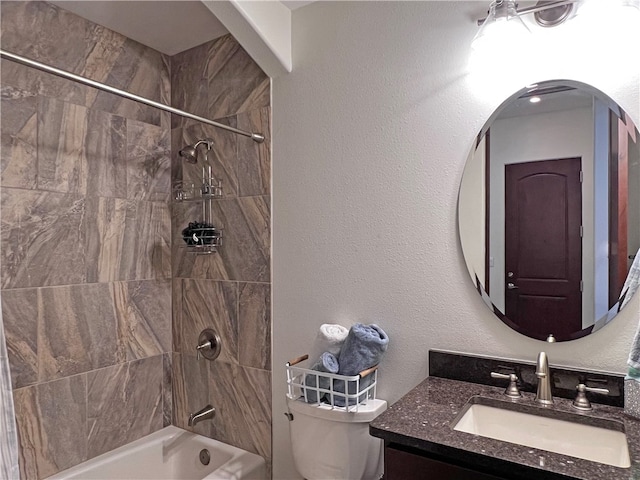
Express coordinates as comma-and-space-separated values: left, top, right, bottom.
504, 158, 583, 340
458, 80, 640, 342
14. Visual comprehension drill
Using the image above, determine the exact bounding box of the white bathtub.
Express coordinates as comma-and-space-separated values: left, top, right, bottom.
46, 426, 267, 480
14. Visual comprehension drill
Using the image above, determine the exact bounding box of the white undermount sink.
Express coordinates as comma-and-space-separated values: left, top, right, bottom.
453, 398, 630, 468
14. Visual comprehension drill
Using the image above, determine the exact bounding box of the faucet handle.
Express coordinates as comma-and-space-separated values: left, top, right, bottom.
572, 383, 609, 411
196, 329, 222, 361
491, 372, 522, 399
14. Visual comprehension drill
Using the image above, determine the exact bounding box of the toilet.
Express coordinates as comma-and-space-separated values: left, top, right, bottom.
286, 397, 388, 480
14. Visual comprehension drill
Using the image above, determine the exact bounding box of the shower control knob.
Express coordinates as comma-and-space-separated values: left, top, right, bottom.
196, 329, 222, 361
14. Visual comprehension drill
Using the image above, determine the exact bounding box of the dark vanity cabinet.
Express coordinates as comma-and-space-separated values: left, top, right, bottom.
384, 444, 506, 480
371, 353, 630, 480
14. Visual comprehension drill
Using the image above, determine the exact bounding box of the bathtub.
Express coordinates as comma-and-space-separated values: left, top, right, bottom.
46, 426, 267, 480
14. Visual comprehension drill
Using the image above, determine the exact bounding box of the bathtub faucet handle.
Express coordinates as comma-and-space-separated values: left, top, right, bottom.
196, 329, 222, 361
188, 405, 216, 427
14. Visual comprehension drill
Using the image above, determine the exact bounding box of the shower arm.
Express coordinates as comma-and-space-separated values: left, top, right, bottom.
193, 139, 214, 151
0, 49, 265, 143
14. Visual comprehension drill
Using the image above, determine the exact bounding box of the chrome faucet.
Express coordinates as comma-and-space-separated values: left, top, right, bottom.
188, 405, 216, 426
535, 352, 553, 405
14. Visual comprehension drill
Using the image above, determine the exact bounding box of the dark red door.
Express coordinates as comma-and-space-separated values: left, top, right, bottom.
505, 158, 582, 341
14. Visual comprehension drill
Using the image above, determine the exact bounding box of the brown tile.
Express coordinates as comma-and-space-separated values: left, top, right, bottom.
0, 2, 92, 74
171, 352, 213, 436
179, 279, 238, 364
208, 362, 271, 458
1, 2, 165, 125
36, 98, 87, 194
37, 97, 127, 197
127, 119, 170, 158
127, 152, 171, 202
111, 280, 172, 361
1, 288, 38, 388
89, 38, 163, 126
160, 110, 172, 131
82, 22, 128, 96
85, 109, 127, 198
163, 353, 173, 427
85, 198, 171, 282
13, 374, 87, 479
207, 35, 270, 119
1, 56, 90, 112
39, 284, 119, 381
171, 126, 185, 184
84, 196, 127, 283
0, 0, 119, 112
160, 54, 171, 110
1, 188, 86, 289
119, 200, 172, 280
170, 41, 212, 128
87, 356, 163, 458
237, 107, 271, 197
172, 278, 184, 352
173, 197, 270, 282
239, 283, 271, 370
1, 85, 37, 189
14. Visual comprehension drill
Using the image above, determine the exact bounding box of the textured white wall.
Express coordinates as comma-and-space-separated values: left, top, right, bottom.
271, 2, 640, 478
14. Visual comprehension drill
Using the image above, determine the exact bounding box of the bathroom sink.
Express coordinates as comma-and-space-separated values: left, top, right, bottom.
452, 397, 630, 468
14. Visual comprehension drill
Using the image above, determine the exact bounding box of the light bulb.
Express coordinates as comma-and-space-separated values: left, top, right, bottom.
471, 1, 531, 56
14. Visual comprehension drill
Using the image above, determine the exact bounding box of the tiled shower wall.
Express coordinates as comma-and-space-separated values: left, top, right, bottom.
1, 2, 272, 478
170, 35, 272, 466
0, 2, 172, 478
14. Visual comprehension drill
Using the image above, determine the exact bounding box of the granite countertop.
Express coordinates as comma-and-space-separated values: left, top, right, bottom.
370, 376, 640, 480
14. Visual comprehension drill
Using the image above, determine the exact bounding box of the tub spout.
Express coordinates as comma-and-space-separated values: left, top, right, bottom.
188, 405, 215, 426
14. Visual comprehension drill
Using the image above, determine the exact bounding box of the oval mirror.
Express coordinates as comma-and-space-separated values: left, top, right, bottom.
459, 80, 640, 342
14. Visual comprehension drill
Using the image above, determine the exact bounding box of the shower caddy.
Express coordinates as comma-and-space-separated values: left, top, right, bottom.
173, 165, 223, 254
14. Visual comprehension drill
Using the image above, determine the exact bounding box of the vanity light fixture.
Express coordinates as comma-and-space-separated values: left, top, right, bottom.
475, 0, 579, 33
475, 0, 640, 31
471, 0, 531, 51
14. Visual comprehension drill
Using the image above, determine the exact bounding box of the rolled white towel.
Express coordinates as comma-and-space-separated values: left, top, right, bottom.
309, 323, 349, 365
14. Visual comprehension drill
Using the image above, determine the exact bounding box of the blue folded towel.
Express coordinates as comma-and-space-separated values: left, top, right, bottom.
303, 352, 339, 403
333, 323, 389, 406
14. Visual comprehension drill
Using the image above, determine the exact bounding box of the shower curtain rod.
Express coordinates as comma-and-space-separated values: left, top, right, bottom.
0, 49, 265, 143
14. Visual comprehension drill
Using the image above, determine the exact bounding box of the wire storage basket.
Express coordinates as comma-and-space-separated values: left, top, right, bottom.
285, 354, 378, 413
173, 179, 223, 201
180, 222, 222, 254
174, 174, 223, 255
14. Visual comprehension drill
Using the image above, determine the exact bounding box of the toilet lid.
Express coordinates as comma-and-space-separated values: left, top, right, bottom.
286, 397, 387, 423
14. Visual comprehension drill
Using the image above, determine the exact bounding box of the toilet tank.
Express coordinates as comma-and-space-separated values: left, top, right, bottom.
286, 398, 387, 480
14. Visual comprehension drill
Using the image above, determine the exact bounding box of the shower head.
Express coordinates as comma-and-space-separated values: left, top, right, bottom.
179, 145, 198, 163
179, 139, 214, 164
